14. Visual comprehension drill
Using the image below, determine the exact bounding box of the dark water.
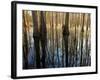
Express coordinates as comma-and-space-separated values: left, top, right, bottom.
23, 25, 91, 69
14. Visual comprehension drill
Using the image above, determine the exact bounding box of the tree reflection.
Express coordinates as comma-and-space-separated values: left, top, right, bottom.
23, 11, 91, 69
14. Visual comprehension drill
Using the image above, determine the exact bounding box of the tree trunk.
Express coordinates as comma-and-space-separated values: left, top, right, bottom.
62, 13, 64, 67
55, 13, 60, 67
23, 11, 29, 69
86, 14, 90, 65
40, 11, 47, 68
32, 11, 40, 68
80, 13, 85, 66
63, 12, 69, 67
51, 12, 55, 67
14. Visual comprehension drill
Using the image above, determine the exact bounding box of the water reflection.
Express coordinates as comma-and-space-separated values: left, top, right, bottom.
23, 11, 91, 69
24, 24, 91, 69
